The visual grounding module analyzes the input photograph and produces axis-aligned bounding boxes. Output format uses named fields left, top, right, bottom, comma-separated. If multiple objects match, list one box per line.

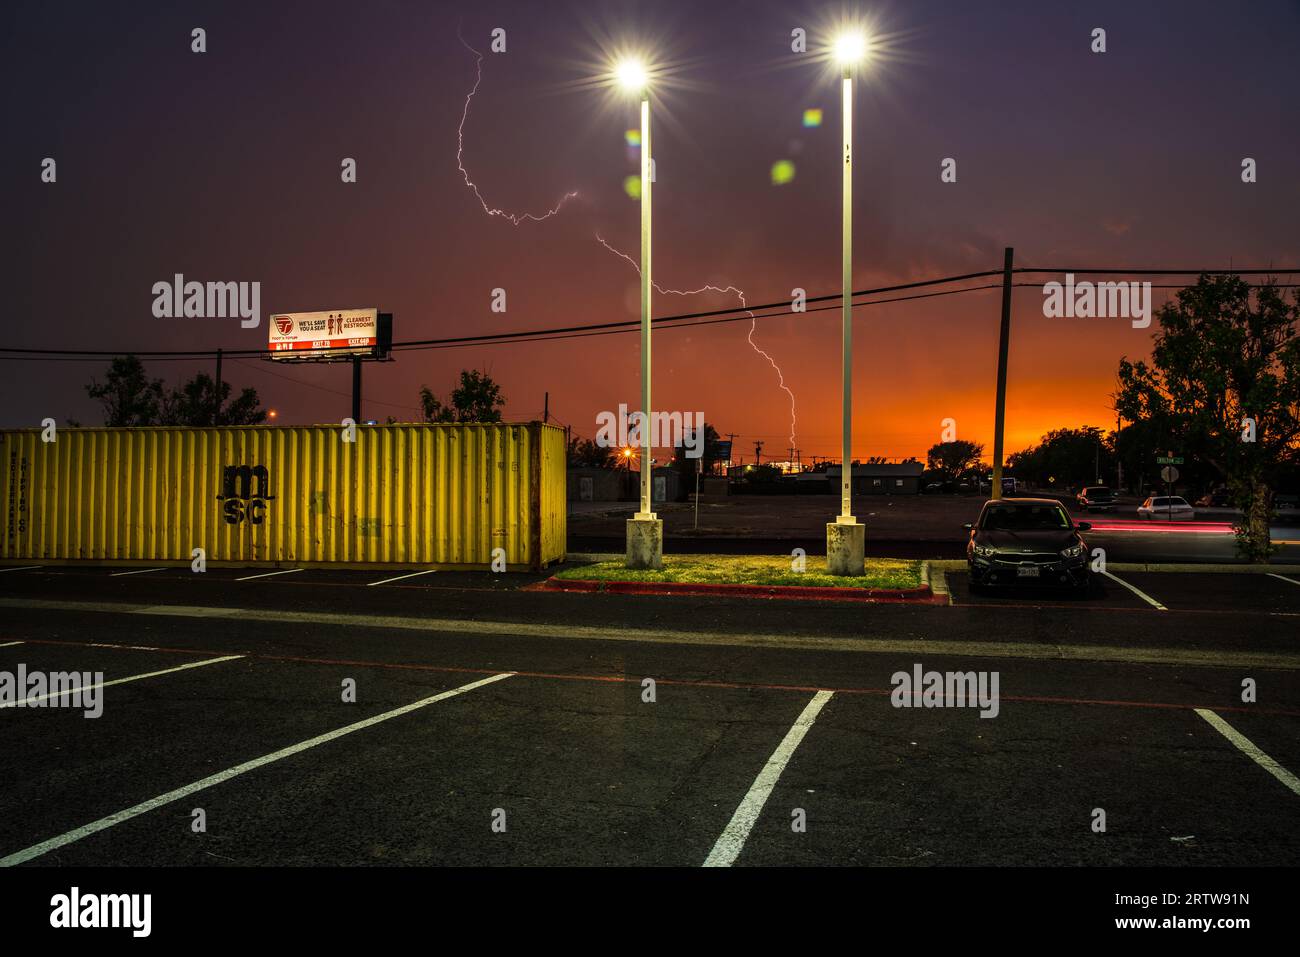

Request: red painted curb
left=528, top=577, right=939, bottom=604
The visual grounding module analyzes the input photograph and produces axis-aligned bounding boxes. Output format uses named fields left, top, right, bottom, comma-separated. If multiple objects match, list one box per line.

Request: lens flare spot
left=802, top=108, right=823, bottom=128
left=623, top=175, right=642, bottom=199
left=770, top=160, right=796, bottom=185
left=625, top=129, right=641, bottom=147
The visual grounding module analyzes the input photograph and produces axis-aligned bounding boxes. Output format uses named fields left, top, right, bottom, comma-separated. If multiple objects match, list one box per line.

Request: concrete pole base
left=825, top=521, right=865, bottom=576
left=625, top=517, right=664, bottom=570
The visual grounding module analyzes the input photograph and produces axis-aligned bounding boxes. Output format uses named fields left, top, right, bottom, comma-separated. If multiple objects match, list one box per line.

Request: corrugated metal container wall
left=1, top=423, right=566, bottom=570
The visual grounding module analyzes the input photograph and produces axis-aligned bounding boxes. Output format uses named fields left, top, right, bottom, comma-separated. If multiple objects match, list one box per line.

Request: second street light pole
left=827, top=33, right=867, bottom=576
left=620, top=59, right=662, bottom=569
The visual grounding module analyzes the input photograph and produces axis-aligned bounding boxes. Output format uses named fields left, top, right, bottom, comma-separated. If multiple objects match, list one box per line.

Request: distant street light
left=827, top=31, right=868, bottom=576
left=616, top=56, right=662, bottom=569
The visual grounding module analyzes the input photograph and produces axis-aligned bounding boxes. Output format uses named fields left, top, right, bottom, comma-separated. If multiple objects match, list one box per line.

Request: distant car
left=1274, top=494, right=1299, bottom=512
left=923, top=482, right=945, bottom=494
left=1195, top=488, right=1232, bottom=508
left=1137, top=495, right=1195, bottom=520
left=1076, top=486, right=1116, bottom=512
left=965, top=498, right=1092, bottom=591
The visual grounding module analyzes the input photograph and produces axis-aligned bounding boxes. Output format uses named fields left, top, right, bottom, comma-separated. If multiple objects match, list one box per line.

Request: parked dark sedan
left=965, top=498, right=1092, bottom=591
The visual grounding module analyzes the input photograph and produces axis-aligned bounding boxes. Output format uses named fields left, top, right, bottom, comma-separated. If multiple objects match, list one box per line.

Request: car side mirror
left=962, top=523, right=974, bottom=531
left=1076, top=522, right=1091, bottom=531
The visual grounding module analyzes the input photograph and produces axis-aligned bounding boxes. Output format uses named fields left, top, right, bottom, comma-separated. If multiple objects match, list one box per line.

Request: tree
left=161, top=373, right=267, bottom=426
left=420, top=369, right=505, bottom=423
left=568, top=437, right=617, bottom=468
left=926, top=439, right=984, bottom=483
left=1116, top=275, right=1300, bottom=561
left=673, top=422, right=723, bottom=479
left=86, top=355, right=167, bottom=426
left=1007, top=427, right=1111, bottom=489
left=87, top=357, right=267, bottom=427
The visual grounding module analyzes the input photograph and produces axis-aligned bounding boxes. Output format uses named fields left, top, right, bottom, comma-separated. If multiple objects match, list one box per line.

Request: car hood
left=974, top=529, right=1079, bottom=550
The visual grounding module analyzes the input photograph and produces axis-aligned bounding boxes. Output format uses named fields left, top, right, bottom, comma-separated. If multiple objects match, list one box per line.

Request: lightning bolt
left=457, top=29, right=578, bottom=224
left=595, top=234, right=798, bottom=450
left=454, top=35, right=798, bottom=451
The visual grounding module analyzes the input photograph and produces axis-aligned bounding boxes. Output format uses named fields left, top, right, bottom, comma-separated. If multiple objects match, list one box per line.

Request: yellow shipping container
left=0, top=423, right=566, bottom=570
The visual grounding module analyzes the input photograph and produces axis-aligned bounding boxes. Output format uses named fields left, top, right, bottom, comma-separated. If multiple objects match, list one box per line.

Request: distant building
left=826, top=462, right=924, bottom=495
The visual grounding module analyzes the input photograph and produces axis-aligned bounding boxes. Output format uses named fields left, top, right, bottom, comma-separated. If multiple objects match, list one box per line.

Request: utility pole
left=991, top=247, right=1014, bottom=501
left=213, top=348, right=223, bottom=426
left=351, top=356, right=362, bottom=424
left=754, top=440, right=764, bottom=465
left=724, top=433, right=740, bottom=469
left=543, top=392, right=549, bottom=424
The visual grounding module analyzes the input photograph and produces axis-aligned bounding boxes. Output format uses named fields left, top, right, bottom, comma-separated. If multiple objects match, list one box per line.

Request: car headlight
left=1060, top=542, right=1084, bottom=558
left=973, top=543, right=996, bottom=557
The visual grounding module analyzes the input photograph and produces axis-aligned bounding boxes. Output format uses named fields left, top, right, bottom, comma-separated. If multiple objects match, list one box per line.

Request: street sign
left=1160, top=465, right=1179, bottom=483
left=1156, top=456, right=1184, bottom=465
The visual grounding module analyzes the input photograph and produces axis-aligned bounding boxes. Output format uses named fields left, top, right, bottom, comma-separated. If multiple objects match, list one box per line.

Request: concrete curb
left=530, top=577, right=941, bottom=604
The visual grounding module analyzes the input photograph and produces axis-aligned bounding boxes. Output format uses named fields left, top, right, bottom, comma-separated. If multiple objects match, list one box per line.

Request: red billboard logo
left=274, top=316, right=294, bottom=336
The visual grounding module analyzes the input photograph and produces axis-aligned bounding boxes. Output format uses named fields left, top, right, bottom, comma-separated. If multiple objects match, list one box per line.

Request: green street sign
left=1156, top=456, right=1184, bottom=465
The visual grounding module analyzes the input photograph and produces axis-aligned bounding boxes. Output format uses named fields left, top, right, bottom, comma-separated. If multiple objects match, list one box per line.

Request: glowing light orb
left=802, top=108, right=823, bottom=128
left=834, top=33, right=867, bottom=65
left=614, top=59, right=647, bottom=91
left=625, top=129, right=641, bottom=147
left=623, top=175, right=642, bottom=199
left=770, top=160, right=796, bottom=185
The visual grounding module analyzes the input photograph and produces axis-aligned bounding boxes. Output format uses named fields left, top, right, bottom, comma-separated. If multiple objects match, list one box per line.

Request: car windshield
left=981, top=503, right=1071, bottom=530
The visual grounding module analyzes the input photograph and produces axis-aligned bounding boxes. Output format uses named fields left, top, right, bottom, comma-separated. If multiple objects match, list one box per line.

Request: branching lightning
left=457, top=30, right=578, bottom=224
left=595, top=234, right=798, bottom=450
left=454, top=33, right=798, bottom=450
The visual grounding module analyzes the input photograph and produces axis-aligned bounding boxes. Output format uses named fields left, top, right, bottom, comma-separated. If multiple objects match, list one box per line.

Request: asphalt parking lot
left=2, top=562, right=1299, bottom=866
left=942, top=567, right=1300, bottom=615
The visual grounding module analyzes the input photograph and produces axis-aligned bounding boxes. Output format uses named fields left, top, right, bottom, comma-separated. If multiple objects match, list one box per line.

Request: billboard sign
left=268, top=308, right=380, bottom=360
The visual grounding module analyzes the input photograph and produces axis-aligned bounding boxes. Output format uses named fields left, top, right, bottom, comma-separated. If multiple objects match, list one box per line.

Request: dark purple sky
left=4, top=0, right=1298, bottom=460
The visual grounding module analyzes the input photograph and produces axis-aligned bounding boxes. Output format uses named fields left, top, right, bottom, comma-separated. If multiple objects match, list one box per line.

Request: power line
left=3, top=266, right=1296, bottom=361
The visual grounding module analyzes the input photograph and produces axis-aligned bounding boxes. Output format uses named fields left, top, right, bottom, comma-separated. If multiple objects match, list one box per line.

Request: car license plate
left=1016, top=566, right=1040, bottom=578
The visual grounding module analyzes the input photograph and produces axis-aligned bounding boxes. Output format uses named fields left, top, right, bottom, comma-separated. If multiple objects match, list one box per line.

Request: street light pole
left=637, top=92, right=653, bottom=521
left=617, top=58, right=662, bottom=569
left=839, top=64, right=853, bottom=523
left=826, top=33, right=867, bottom=576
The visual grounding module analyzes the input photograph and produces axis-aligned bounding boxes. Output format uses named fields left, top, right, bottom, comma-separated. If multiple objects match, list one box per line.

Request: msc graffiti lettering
left=216, top=465, right=275, bottom=525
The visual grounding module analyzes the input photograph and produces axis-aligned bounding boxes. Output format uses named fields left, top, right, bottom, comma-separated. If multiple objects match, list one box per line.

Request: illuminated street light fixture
left=827, top=30, right=869, bottom=576
left=616, top=55, right=662, bottom=569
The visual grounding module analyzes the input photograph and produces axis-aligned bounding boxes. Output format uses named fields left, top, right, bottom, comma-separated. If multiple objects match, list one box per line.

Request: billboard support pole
left=352, top=356, right=361, bottom=423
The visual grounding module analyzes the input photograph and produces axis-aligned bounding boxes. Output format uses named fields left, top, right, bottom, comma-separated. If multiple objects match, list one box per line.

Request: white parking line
left=1267, top=573, right=1300, bottom=587
left=0, top=566, right=42, bottom=574
left=235, top=568, right=304, bottom=582
left=110, top=568, right=167, bottom=577
left=703, top=690, right=834, bottom=867
left=367, top=569, right=438, bottom=587
left=0, top=641, right=24, bottom=648
left=1101, top=570, right=1168, bottom=611
left=0, top=671, right=513, bottom=866
left=0, top=655, right=243, bottom=709
left=1196, top=709, right=1300, bottom=797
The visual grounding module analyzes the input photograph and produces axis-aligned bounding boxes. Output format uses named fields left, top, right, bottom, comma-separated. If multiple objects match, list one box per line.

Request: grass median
left=553, top=555, right=924, bottom=590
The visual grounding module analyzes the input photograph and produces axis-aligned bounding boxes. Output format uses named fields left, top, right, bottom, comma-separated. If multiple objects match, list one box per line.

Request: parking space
left=945, top=571, right=1152, bottom=611
left=945, top=568, right=1300, bottom=616
left=3, top=637, right=1299, bottom=867
left=736, top=695, right=1300, bottom=866
left=0, top=564, right=550, bottom=593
